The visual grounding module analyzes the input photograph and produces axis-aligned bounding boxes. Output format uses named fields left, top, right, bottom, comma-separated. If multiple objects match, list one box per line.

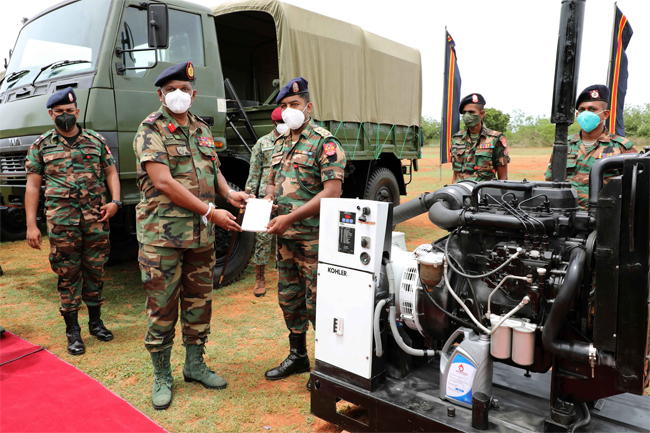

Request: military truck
left=0, top=0, right=422, bottom=286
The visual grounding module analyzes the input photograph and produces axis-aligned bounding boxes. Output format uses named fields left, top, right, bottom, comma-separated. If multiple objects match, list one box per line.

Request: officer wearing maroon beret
left=451, top=93, right=509, bottom=183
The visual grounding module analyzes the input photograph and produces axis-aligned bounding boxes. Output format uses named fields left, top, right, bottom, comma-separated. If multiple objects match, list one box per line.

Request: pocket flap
left=45, top=187, right=70, bottom=198
left=197, top=144, right=216, bottom=157
left=157, top=202, right=195, bottom=218
left=166, top=144, right=191, bottom=157
left=43, top=152, right=66, bottom=162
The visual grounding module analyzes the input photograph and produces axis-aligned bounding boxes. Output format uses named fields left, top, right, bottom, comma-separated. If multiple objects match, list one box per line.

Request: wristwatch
left=111, top=200, right=123, bottom=209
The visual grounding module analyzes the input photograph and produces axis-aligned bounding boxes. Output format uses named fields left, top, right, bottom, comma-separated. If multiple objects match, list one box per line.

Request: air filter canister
left=490, top=326, right=512, bottom=359
left=512, top=326, right=535, bottom=366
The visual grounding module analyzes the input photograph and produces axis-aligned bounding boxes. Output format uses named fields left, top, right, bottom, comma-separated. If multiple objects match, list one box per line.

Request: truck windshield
left=0, top=0, right=111, bottom=93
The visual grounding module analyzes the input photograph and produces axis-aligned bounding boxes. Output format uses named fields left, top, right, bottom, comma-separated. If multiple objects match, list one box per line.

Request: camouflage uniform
left=544, top=130, right=636, bottom=209
left=133, top=106, right=219, bottom=352
left=245, top=131, right=277, bottom=266
left=451, top=125, right=509, bottom=181
left=25, top=128, right=114, bottom=313
left=269, top=120, right=346, bottom=333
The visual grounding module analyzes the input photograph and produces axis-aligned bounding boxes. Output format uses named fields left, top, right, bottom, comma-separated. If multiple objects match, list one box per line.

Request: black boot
left=62, top=311, right=85, bottom=355
left=265, top=333, right=310, bottom=380
left=88, top=305, right=114, bottom=341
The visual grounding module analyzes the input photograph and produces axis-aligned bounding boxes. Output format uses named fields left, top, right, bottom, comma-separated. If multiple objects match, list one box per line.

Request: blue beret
left=276, top=77, right=308, bottom=104
left=46, top=87, right=76, bottom=108
left=155, top=61, right=195, bottom=87
left=576, top=84, right=609, bottom=109
left=459, top=93, right=486, bottom=113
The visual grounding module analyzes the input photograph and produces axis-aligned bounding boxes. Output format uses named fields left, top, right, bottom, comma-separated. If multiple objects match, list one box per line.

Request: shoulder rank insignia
left=323, top=142, right=337, bottom=156
left=314, top=126, right=332, bottom=137
left=143, top=112, right=163, bottom=126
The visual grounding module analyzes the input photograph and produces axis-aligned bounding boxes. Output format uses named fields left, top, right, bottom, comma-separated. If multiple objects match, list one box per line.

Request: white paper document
left=240, top=199, right=273, bottom=232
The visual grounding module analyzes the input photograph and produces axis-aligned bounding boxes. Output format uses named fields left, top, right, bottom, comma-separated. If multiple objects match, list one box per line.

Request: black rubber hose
left=541, top=248, right=592, bottom=363
left=568, top=403, right=591, bottom=433
left=588, top=153, right=638, bottom=208
left=421, top=283, right=480, bottom=333
left=428, top=201, right=463, bottom=229
left=392, top=192, right=437, bottom=226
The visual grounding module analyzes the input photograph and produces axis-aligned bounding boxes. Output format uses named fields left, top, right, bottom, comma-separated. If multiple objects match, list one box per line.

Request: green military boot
left=182, top=344, right=228, bottom=390
left=150, top=347, right=173, bottom=410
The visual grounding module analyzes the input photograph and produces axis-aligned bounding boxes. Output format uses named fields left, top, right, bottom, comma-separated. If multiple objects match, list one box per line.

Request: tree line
left=423, top=104, right=650, bottom=147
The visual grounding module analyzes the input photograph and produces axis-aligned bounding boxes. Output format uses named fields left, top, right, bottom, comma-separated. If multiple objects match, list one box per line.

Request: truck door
left=111, top=2, right=220, bottom=182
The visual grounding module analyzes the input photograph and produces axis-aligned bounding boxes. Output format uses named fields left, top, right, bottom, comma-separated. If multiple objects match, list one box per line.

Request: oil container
left=440, top=327, right=493, bottom=408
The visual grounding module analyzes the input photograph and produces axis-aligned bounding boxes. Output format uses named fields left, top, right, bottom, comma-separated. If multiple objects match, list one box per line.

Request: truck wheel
left=0, top=208, right=27, bottom=241
left=213, top=182, right=255, bottom=288
left=364, top=167, right=400, bottom=207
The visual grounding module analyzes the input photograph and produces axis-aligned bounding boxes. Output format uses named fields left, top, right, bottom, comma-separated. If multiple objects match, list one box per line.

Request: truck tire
left=0, top=208, right=27, bottom=241
left=364, top=167, right=400, bottom=207
left=213, top=182, right=255, bottom=288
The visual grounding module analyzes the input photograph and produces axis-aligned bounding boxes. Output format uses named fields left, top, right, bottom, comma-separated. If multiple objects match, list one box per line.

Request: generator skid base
left=310, top=358, right=650, bottom=432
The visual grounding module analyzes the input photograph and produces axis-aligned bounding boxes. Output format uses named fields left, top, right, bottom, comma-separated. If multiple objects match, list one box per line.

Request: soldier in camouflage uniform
left=263, top=77, right=346, bottom=388
left=133, top=62, right=249, bottom=410
left=451, top=93, right=509, bottom=183
left=25, top=87, right=120, bottom=356
left=245, top=107, right=286, bottom=297
left=545, top=84, right=637, bottom=209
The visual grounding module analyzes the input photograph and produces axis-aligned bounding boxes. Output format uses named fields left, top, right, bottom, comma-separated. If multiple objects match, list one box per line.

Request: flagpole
left=606, top=2, right=617, bottom=83
left=440, top=25, right=447, bottom=181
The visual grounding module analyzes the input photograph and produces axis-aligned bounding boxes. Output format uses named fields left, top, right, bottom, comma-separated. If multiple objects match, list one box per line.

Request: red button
left=87, top=155, right=91, bottom=159
left=474, top=166, right=478, bottom=170
left=492, top=169, right=496, bottom=173
left=211, top=156, right=215, bottom=161
left=294, top=164, right=298, bottom=169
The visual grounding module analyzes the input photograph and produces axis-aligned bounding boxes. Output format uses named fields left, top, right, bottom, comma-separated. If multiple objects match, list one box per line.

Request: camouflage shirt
left=269, top=120, right=346, bottom=240
left=25, top=127, right=115, bottom=225
left=544, top=130, right=636, bottom=209
left=133, top=106, right=219, bottom=248
left=451, top=124, right=509, bottom=181
left=245, top=130, right=277, bottom=198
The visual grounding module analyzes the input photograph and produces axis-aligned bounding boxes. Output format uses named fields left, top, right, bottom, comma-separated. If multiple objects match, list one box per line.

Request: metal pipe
left=541, top=248, right=592, bottom=362
left=588, top=153, right=638, bottom=208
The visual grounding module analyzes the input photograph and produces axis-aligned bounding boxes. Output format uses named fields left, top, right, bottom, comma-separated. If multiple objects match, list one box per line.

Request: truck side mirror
left=147, top=3, right=169, bottom=49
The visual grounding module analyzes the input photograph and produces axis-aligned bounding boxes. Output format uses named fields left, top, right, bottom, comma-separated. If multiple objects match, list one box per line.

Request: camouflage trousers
left=253, top=231, right=274, bottom=266
left=276, top=236, right=319, bottom=334
left=138, top=243, right=215, bottom=353
left=47, top=216, right=109, bottom=314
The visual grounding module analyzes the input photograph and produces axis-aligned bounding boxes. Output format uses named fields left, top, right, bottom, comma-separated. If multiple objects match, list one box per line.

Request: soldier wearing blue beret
left=451, top=93, right=509, bottom=183
left=24, top=87, right=121, bottom=356
left=133, top=61, right=250, bottom=410
left=263, top=77, right=346, bottom=390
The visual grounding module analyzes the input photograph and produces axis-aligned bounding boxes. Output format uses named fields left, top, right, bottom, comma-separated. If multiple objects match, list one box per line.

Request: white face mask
left=163, top=89, right=193, bottom=114
left=282, top=106, right=308, bottom=130
left=276, top=123, right=289, bottom=135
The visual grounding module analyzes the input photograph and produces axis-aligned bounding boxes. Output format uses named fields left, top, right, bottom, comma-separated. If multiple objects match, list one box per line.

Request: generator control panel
left=319, top=198, right=391, bottom=275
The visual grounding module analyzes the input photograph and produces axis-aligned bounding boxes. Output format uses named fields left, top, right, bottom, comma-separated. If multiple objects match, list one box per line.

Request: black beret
left=155, top=61, right=195, bottom=87
left=576, top=84, right=610, bottom=109
left=277, top=77, right=308, bottom=104
left=459, top=93, right=486, bottom=113
left=46, top=87, right=76, bottom=108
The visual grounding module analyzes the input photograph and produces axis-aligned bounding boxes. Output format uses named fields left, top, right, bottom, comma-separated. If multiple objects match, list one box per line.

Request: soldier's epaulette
left=452, top=130, right=464, bottom=138
left=487, top=129, right=502, bottom=137
left=313, top=125, right=333, bottom=138
left=86, top=129, right=106, bottom=143
left=611, top=134, right=633, bottom=150
left=195, top=115, right=211, bottom=128
left=33, top=129, right=54, bottom=146
left=142, top=111, right=164, bottom=127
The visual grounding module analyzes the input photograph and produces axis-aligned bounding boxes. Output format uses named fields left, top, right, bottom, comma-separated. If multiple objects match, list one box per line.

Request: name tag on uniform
left=43, top=145, right=64, bottom=153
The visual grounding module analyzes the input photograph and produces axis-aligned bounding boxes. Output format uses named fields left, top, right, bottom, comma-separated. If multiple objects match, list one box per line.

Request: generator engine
left=311, top=154, right=650, bottom=432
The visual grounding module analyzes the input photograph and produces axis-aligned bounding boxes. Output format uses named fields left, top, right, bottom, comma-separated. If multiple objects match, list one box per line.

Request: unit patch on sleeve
left=323, top=142, right=337, bottom=156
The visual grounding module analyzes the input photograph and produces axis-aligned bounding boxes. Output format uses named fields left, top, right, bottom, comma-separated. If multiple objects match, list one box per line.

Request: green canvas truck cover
left=212, top=0, right=422, bottom=128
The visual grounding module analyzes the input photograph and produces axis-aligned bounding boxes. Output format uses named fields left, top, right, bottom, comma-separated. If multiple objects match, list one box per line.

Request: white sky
left=0, top=0, right=647, bottom=119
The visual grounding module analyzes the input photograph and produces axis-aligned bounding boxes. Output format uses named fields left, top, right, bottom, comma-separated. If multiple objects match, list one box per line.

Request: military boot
left=183, top=344, right=228, bottom=389
left=253, top=264, right=267, bottom=297
left=150, top=347, right=173, bottom=410
left=265, top=333, right=310, bottom=380
left=88, top=305, right=114, bottom=341
left=62, top=310, right=85, bottom=356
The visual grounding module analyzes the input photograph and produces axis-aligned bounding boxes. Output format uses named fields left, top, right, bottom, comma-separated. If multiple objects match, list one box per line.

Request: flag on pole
left=606, top=5, right=633, bottom=137
left=440, top=30, right=461, bottom=164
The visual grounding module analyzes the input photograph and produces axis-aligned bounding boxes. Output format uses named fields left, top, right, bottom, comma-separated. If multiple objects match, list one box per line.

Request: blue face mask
left=576, top=110, right=604, bottom=133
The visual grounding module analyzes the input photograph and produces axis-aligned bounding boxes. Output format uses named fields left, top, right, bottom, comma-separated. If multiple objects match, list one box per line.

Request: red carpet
left=0, top=332, right=167, bottom=433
